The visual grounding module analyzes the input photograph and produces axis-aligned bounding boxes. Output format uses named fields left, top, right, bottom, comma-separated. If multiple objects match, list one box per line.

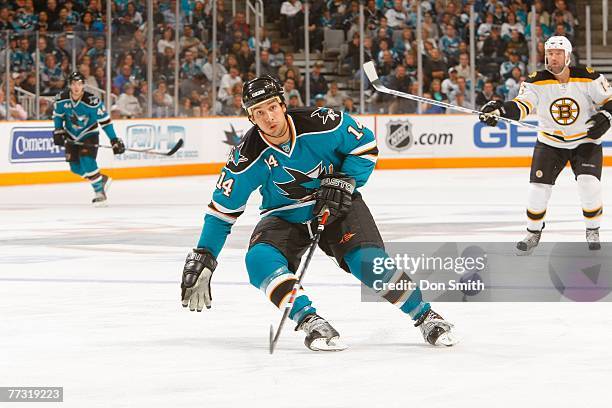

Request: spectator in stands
left=45, top=0, right=59, bottom=22
left=425, top=48, right=448, bottom=82
left=422, top=12, right=439, bottom=39
left=237, top=41, right=255, bottom=73
left=179, top=98, right=193, bottom=117
left=79, top=62, right=98, bottom=89
left=506, top=29, right=529, bottom=60
left=376, top=39, right=397, bottom=66
left=251, top=49, right=277, bottom=77
left=157, top=27, right=175, bottom=55
left=505, top=68, right=524, bottom=100
left=87, top=36, right=106, bottom=61
left=283, top=77, right=303, bottom=107
left=218, top=66, right=242, bottom=102
left=481, top=26, right=506, bottom=63
left=222, top=94, right=245, bottom=116
left=439, top=24, right=460, bottom=64
left=477, top=13, right=495, bottom=39
left=287, top=93, right=301, bottom=109
left=554, top=0, right=574, bottom=27
left=181, top=50, right=203, bottom=81
left=0, top=6, right=11, bottom=30
left=248, top=27, right=271, bottom=52
left=314, top=93, right=326, bottom=108
left=12, top=36, right=33, bottom=73
left=501, top=12, right=524, bottom=40
left=402, top=52, right=417, bottom=82
left=393, top=27, right=414, bottom=56
left=228, top=11, right=250, bottom=39
left=450, top=76, right=468, bottom=102
left=152, top=81, right=173, bottom=117
left=343, top=96, right=358, bottom=114
left=421, top=92, right=445, bottom=114
left=268, top=41, right=285, bottom=71
left=500, top=50, right=525, bottom=80
left=448, top=93, right=473, bottom=111
left=280, top=0, right=302, bottom=36
left=181, top=25, right=207, bottom=56
left=278, top=52, right=301, bottom=83
left=307, top=61, right=328, bottom=101
left=116, top=82, right=143, bottom=118
left=325, top=81, right=347, bottom=110
left=475, top=81, right=500, bottom=109
left=454, top=52, right=470, bottom=79
left=41, top=53, right=65, bottom=95
left=550, top=11, right=573, bottom=41
left=0, top=89, right=28, bottom=120
left=388, top=64, right=411, bottom=94
left=385, top=0, right=407, bottom=30
left=113, top=64, right=133, bottom=94
left=364, top=0, right=381, bottom=32
left=115, top=2, right=142, bottom=36
left=529, top=0, right=551, bottom=27
left=202, top=54, right=227, bottom=83
left=430, top=79, right=448, bottom=103
left=378, top=50, right=396, bottom=76
left=442, top=67, right=459, bottom=97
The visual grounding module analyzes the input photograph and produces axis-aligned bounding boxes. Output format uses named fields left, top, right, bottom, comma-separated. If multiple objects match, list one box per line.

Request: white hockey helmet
left=544, top=36, right=572, bottom=74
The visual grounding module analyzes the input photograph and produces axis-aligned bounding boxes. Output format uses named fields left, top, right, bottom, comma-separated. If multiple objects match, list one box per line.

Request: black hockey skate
left=516, top=228, right=542, bottom=255
left=295, top=314, right=347, bottom=352
left=414, top=309, right=457, bottom=347
left=586, top=228, right=601, bottom=251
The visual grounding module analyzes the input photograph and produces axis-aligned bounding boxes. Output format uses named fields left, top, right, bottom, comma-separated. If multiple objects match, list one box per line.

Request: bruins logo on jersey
left=549, top=97, right=579, bottom=125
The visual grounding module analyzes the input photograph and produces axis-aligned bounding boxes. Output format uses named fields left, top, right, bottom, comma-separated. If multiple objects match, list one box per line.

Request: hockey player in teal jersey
left=52, top=72, right=125, bottom=206
left=180, top=75, right=457, bottom=351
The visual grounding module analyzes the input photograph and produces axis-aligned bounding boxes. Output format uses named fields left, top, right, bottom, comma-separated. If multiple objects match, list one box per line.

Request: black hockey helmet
left=242, top=75, right=285, bottom=113
left=68, top=71, right=85, bottom=84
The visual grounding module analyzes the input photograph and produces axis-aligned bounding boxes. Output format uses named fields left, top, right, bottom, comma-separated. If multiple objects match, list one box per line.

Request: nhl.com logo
left=386, top=119, right=414, bottom=151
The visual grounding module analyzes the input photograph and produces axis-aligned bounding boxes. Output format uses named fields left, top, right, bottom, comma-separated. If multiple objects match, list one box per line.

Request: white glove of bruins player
left=181, top=248, right=218, bottom=312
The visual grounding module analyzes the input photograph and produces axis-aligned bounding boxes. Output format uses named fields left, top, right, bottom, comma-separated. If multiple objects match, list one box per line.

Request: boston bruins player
left=480, top=36, right=612, bottom=254
left=180, top=75, right=457, bottom=351
left=52, top=72, right=125, bottom=206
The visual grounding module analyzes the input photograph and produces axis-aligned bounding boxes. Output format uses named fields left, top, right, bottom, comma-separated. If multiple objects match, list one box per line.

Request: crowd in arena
left=0, top=0, right=579, bottom=119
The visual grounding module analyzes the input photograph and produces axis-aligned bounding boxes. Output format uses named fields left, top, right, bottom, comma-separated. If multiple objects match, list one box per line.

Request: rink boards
left=1, top=114, right=611, bottom=186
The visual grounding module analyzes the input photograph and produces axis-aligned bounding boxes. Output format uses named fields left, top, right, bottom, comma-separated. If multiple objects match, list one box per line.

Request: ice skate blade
left=308, top=336, right=348, bottom=352
left=434, top=332, right=459, bottom=347
left=93, top=200, right=108, bottom=208
left=588, top=243, right=601, bottom=251
left=515, top=247, right=535, bottom=256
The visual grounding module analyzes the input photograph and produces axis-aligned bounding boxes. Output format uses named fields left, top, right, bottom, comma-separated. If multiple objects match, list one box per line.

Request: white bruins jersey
left=513, top=67, right=612, bottom=149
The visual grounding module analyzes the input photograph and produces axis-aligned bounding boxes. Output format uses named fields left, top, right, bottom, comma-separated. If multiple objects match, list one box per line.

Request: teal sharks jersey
left=197, top=107, right=379, bottom=257
left=52, top=91, right=117, bottom=141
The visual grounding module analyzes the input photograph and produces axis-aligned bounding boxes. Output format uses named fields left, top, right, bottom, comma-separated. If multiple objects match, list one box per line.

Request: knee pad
left=526, top=183, right=552, bottom=223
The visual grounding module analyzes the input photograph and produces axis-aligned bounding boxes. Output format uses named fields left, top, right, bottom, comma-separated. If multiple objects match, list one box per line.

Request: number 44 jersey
left=198, top=107, right=379, bottom=257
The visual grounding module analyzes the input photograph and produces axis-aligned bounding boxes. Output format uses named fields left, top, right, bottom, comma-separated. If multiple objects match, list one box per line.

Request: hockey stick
left=69, top=138, right=184, bottom=157
left=269, top=208, right=331, bottom=354
left=362, top=61, right=551, bottom=133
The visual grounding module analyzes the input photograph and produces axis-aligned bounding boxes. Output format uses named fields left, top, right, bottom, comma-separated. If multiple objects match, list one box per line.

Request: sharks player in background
left=480, top=36, right=612, bottom=254
left=52, top=72, right=125, bottom=206
left=180, top=75, right=457, bottom=351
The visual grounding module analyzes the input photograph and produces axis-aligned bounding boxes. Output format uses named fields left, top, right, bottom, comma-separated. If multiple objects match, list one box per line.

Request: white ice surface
left=1, top=168, right=611, bottom=408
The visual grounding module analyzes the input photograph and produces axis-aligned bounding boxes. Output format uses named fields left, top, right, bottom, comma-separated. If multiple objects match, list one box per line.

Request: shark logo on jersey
left=310, top=107, right=340, bottom=125
left=69, top=111, right=88, bottom=131
left=223, top=124, right=244, bottom=146
left=227, top=144, right=248, bottom=167
left=275, top=161, right=326, bottom=200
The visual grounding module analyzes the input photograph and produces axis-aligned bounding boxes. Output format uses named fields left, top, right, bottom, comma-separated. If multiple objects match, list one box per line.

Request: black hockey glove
left=111, top=138, right=126, bottom=154
left=181, top=248, right=218, bottom=312
left=53, top=129, right=67, bottom=146
left=313, top=173, right=356, bottom=224
left=586, top=111, right=612, bottom=140
left=479, top=100, right=506, bottom=127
